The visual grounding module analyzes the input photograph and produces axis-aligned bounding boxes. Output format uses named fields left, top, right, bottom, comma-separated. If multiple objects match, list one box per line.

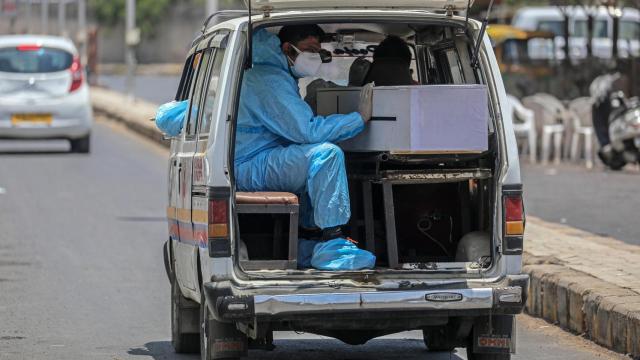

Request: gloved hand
left=358, top=82, right=374, bottom=123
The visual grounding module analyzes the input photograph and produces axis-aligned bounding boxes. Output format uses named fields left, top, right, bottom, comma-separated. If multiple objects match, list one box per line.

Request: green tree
left=89, top=0, right=171, bottom=36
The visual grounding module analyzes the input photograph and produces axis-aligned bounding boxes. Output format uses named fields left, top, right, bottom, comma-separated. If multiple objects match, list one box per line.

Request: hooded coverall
left=235, top=29, right=364, bottom=230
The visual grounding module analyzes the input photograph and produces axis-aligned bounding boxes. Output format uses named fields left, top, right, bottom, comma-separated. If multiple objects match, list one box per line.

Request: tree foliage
left=89, top=0, right=171, bottom=36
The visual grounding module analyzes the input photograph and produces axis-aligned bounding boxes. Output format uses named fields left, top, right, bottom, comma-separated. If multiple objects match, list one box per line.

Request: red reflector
left=208, top=199, right=228, bottom=225
left=505, top=196, right=523, bottom=222
left=17, top=44, right=41, bottom=51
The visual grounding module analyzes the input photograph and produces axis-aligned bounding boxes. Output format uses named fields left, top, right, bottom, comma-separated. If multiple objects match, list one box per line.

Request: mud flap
left=210, top=320, right=248, bottom=359
left=472, top=315, right=515, bottom=355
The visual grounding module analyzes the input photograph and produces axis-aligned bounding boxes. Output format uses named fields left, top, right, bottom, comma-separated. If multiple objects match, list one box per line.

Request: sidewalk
left=91, top=86, right=640, bottom=358
left=526, top=217, right=640, bottom=294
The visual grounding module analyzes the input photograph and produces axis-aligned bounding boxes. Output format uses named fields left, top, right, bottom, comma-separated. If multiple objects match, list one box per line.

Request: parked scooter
left=591, top=74, right=640, bottom=170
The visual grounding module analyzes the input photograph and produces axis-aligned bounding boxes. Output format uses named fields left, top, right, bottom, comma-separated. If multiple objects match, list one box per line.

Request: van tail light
left=68, top=56, right=83, bottom=93
left=208, top=188, right=231, bottom=258
left=503, top=185, right=524, bottom=255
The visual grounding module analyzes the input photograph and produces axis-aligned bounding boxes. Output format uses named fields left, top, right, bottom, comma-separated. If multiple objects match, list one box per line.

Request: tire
left=200, top=291, right=245, bottom=360
left=422, top=328, right=456, bottom=352
left=171, top=276, right=200, bottom=353
left=70, top=135, right=90, bottom=153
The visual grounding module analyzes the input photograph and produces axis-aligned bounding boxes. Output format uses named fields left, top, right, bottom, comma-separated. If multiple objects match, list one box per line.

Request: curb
left=524, top=255, right=640, bottom=358
left=97, top=63, right=183, bottom=76
left=91, top=86, right=640, bottom=359
left=90, top=86, right=169, bottom=148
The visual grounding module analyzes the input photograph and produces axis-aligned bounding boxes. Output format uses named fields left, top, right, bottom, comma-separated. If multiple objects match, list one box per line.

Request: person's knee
left=309, top=142, right=344, bottom=162
left=307, top=143, right=345, bottom=175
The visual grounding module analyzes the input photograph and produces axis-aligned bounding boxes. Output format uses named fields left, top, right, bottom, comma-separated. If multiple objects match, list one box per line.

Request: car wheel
left=70, top=135, right=90, bottom=153
left=200, top=290, right=246, bottom=360
left=423, top=328, right=456, bottom=352
left=171, top=275, right=199, bottom=353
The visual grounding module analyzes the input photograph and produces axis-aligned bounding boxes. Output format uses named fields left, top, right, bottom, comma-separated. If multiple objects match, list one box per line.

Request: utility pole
left=206, top=0, right=218, bottom=16
left=41, top=0, right=48, bottom=34
left=26, top=0, right=33, bottom=33
left=78, top=0, right=87, bottom=63
left=57, top=0, right=66, bottom=36
left=125, top=0, right=139, bottom=101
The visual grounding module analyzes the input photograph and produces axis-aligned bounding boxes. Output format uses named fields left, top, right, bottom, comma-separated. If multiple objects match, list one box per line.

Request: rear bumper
left=0, top=90, right=92, bottom=140
left=204, top=274, right=529, bottom=322
left=0, top=120, right=91, bottom=139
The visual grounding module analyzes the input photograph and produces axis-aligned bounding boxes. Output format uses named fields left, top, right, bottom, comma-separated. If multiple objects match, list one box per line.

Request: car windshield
left=0, top=46, right=73, bottom=73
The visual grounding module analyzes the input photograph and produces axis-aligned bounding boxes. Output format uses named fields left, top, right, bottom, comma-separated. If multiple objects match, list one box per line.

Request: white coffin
left=316, top=85, right=489, bottom=153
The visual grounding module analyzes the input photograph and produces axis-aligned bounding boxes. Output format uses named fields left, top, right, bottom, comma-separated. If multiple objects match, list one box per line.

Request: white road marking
left=0, top=187, right=6, bottom=195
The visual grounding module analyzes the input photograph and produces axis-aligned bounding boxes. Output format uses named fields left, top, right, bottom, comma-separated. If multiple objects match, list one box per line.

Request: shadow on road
left=127, top=338, right=465, bottom=360
left=0, top=150, right=71, bottom=155
left=0, top=140, right=71, bottom=155
left=128, top=341, right=197, bottom=359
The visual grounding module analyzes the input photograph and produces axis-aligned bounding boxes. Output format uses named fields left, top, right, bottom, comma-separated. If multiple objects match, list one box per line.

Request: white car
left=0, top=35, right=92, bottom=153
left=162, top=1, right=527, bottom=359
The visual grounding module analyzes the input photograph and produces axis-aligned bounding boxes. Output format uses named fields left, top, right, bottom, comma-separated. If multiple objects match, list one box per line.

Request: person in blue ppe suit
left=235, top=25, right=374, bottom=242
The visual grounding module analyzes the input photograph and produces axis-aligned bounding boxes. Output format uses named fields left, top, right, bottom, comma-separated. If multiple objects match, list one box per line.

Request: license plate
left=477, top=335, right=511, bottom=349
left=11, top=113, right=53, bottom=126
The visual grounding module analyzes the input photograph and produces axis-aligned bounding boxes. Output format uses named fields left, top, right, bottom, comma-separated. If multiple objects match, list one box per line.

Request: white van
left=512, top=6, right=640, bottom=60
left=161, top=2, right=528, bottom=359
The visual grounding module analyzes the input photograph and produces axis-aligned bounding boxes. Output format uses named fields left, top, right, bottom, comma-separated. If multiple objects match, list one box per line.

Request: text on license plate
left=11, top=114, right=53, bottom=125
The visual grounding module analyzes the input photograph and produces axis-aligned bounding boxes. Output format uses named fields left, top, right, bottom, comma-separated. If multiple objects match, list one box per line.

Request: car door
left=174, top=45, right=213, bottom=296
left=168, top=53, right=196, bottom=246
left=191, top=32, right=231, bottom=288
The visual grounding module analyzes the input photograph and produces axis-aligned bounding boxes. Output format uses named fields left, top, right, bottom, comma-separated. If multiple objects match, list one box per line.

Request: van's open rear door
left=250, top=0, right=475, bottom=13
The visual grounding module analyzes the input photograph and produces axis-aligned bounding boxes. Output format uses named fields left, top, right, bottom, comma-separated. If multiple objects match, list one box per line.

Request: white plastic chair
left=522, top=94, right=567, bottom=165
left=568, top=97, right=595, bottom=169
left=507, top=94, right=537, bottom=163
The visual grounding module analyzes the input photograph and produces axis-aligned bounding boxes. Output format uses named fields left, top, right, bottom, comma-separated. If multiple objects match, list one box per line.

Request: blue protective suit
left=235, top=30, right=364, bottom=229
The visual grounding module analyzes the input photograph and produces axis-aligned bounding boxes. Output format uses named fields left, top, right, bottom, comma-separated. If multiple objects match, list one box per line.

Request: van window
left=537, top=20, right=565, bottom=37
left=175, top=53, right=196, bottom=101
left=199, top=46, right=227, bottom=135
left=186, top=50, right=212, bottom=137
left=574, top=20, right=609, bottom=38
left=621, top=21, right=640, bottom=40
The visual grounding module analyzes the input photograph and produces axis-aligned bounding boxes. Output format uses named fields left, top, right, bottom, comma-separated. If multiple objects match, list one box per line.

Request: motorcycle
left=591, top=74, right=640, bottom=170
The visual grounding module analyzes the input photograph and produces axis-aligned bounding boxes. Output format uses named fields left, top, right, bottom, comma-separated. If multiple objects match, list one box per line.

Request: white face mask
left=289, top=45, right=340, bottom=80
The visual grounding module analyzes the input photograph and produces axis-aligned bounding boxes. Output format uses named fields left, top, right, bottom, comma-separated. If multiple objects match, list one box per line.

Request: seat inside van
left=234, top=21, right=498, bottom=274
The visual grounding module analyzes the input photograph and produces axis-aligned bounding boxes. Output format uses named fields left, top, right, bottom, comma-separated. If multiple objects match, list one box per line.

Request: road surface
left=0, top=120, right=628, bottom=360
left=99, top=74, right=640, bottom=245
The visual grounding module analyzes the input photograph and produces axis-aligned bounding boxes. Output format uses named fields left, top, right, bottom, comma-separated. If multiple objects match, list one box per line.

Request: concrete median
left=91, top=86, right=640, bottom=359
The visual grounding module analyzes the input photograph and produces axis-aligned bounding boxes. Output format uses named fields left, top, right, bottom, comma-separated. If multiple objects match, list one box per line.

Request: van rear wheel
left=200, top=290, right=246, bottom=360
left=171, top=276, right=200, bottom=353
left=422, top=328, right=456, bottom=352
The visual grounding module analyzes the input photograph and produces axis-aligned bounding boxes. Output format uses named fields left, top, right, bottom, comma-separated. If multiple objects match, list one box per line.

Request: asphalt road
left=99, top=75, right=181, bottom=105
left=0, top=120, right=628, bottom=360
left=99, top=74, right=640, bottom=245
left=522, top=163, right=640, bottom=245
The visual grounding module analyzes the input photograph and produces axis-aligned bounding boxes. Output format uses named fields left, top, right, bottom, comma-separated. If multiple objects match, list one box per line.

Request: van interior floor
left=236, top=153, right=496, bottom=273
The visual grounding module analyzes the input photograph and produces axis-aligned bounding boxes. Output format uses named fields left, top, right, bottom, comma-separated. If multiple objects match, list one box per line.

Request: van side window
left=186, top=50, right=212, bottom=137
left=199, top=46, right=227, bottom=136
left=175, top=53, right=195, bottom=101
